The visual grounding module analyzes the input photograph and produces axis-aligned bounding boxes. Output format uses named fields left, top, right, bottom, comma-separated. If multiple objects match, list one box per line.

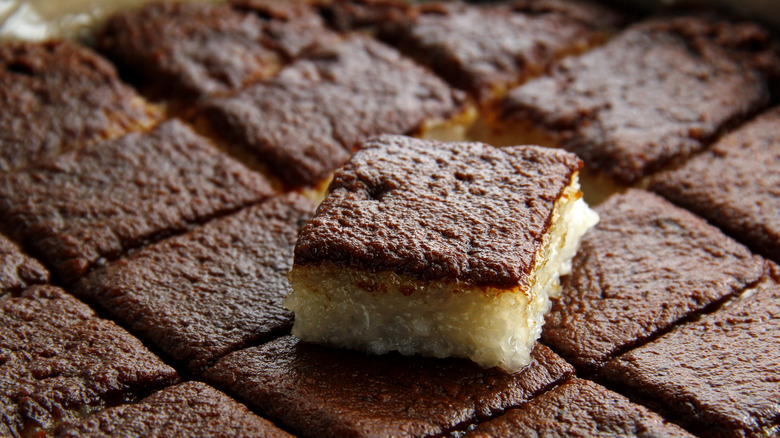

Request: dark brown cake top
left=204, top=336, right=573, bottom=438
left=541, top=189, right=765, bottom=373
left=294, top=135, right=582, bottom=287
left=97, top=0, right=330, bottom=101
left=379, top=0, right=623, bottom=101
left=200, top=36, right=466, bottom=188
left=650, top=107, right=780, bottom=263
left=0, top=233, right=48, bottom=294
left=0, top=119, right=274, bottom=284
left=501, top=13, right=777, bottom=183
left=0, top=40, right=158, bottom=172
left=75, top=194, right=315, bottom=371
left=55, top=381, right=292, bottom=438
left=601, top=263, right=780, bottom=437
left=0, top=286, right=179, bottom=437
left=467, top=378, right=693, bottom=438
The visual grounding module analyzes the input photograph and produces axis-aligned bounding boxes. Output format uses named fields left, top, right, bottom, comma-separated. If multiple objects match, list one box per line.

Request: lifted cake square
left=286, top=135, right=598, bottom=372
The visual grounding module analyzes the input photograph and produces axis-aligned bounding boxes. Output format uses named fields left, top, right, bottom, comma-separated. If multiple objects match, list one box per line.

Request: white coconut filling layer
left=285, top=173, right=598, bottom=372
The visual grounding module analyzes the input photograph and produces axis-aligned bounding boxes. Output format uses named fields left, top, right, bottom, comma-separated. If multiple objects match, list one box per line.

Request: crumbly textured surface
left=0, top=119, right=274, bottom=284
left=378, top=0, right=623, bottom=102
left=500, top=13, right=778, bottom=183
left=0, top=286, right=179, bottom=437
left=320, top=0, right=412, bottom=32
left=97, top=0, right=329, bottom=101
left=542, top=189, right=765, bottom=373
left=466, top=378, right=693, bottom=437
left=650, top=107, right=780, bottom=264
left=601, top=263, right=780, bottom=438
left=294, top=135, right=582, bottom=287
left=199, top=36, right=466, bottom=188
left=75, top=194, right=315, bottom=371
left=55, top=381, right=292, bottom=438
left=0, top=233, right=48, bottom=294
left=0, top=40, right=159, bottom=172
left=204, top=335, right=574, bottom=438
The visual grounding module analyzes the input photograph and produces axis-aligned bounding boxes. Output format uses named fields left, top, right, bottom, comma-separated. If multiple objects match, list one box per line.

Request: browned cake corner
left=466, top=378, right=694, bottom=437
left=0, top=119, right=274, bottom=284
left=286, top=135, right=599, bottom=372
left=600, top=262, right=780, bottom=438
left=498, top=12, right=778, bottom=184
left=74, top=194, right=316, bottom=372
left=203, top=335, right=574, bottom=438
left=198, top=36, right=468, bottom=188
left=96, top=0, right=333, bottom=104
left=0, top=286, right=179, bottom=437
left=374, top=0, right=624, bottom=103
left=0, top=40, right=160, bottom=172
left=650, top=106, right=780, bottom=264
left=541, top=189, right=765, bottom=374
left=0, top=233, right=48, bottom=295
left=318, top=0, right=412, bottom=33
left=54, top=381, right=293, bottom=438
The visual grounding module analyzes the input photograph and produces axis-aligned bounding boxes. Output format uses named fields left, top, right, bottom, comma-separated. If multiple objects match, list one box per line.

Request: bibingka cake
left=286, top=135, right=599, bottom=372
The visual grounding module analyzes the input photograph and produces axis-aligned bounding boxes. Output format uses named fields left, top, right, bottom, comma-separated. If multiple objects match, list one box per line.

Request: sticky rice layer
left=286, top=174, right=598, bottom=372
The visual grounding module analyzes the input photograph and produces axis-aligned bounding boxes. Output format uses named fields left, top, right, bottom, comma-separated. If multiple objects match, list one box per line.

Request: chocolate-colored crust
left=0, top=119, right=273, bottom=284
left=294, top=135, right=582, bottom=287
left=650, top=107, right=780, bottom=264
left=97, top=1, right=329, bottom=101
left=75, top=194, right=315, bottom=371
left=320, top=0, right=412, bottom=33
left=0, top=233, right=48, bottom=294
left=467, top=378, right=693, bottom=438
left=541, top=189, right=764, bottom=373
left=0, top=40, right=158, bottom=172
left=199, top=36, right=466, bottom=188
left=501, top=13, right=777, bottom=183
left=600, top=263, right=780, bottom=438
left=204, top=335, right=574, bottom=438
left=0, top=286, right=179, bottom=437
left=55, top=381, right=292, bottom=438
left=378, top=0, right=623, bottom=101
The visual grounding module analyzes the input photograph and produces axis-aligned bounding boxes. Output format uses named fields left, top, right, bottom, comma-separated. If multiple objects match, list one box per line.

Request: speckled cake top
left=294, top=135, right=582, bottom=287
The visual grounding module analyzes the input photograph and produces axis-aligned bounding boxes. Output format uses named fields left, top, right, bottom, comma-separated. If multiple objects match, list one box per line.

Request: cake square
left=203, top=335, right=574, bottom=437
left=541, top=189, right=765, bottom=374
left=373, top=0, right=623, bottom=102
left=197, top=35, right=469, bottom=189
left=498, top=13, right=778, bottom=183
left=0, top=286, right=179, bottom=437
left=55, top=381, right=292, bottom=438
left=96, top=0, right=331, bottom=103
left=650, top=107, right=780, bottom=264
left=0, top=119, right=274, bottom=284
left=0, top=233, right=48, bottom=295
left=286, top=135, right=598, bottom=371
left=0, top=40, right=160, bottom=172
left=466, top=378, right=693, bottom=437
left=600, top=262, right=780, bottom=438
left=75, top=194, right=315, bottom=371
